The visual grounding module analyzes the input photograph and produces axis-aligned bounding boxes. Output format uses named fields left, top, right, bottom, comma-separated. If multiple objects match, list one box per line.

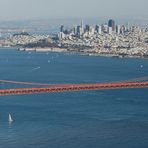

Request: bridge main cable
left=0, top=81, right=148, bottom=96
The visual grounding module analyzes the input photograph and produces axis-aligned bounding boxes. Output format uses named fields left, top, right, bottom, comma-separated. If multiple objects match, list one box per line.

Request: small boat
left=8, top=114, right=13, bottom=122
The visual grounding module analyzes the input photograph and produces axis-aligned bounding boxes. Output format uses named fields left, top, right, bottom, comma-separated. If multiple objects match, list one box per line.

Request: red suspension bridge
left=0, top=78, right=148, bottom=96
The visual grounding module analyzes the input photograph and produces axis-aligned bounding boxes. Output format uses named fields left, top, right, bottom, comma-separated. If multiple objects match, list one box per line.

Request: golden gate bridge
left=0, top=77, right=148, bottom=96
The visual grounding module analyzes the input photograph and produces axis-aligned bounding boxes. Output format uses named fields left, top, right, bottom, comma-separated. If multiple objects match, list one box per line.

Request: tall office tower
left=80, top=20, right=84, bottom=33
left=96, top=25, right=102, bottom=34
left=60, top=25, right=64, bottom=32
left=85, top=25, right=90, bottom=32
left=77, top=26, right=83, bottom=37
left=58, top=32, right=65, bottom=40
left=126, top=22, right=130, bottom=32
left=98, top=26, right=102, bottom=34
left=116, top=25, right=121, bottom=34
left=108, top=19, right=115, bottom=31
left=95, top=25, right=99, bottom=32
left=73, top=26, right=77, bottom=35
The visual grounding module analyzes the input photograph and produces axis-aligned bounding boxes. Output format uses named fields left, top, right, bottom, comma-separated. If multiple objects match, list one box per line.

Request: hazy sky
left=0, top=0, right=147, bottom=21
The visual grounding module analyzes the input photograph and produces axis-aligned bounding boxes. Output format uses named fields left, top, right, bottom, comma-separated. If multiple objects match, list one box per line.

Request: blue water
left=0, top=48, right=148, bottom=148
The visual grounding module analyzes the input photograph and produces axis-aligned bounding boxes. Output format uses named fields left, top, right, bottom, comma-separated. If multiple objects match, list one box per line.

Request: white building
left=90, top=27, right=95, bottom=35
left=98, top=25, right=102, bottom=34
left=108, top=27, right=112, bottom=34
left=58, top=32, right=65, bottom=40
left=116, top=25, right=121, bottom=34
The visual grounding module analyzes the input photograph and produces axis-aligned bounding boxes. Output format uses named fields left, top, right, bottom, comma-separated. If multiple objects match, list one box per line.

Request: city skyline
left=0, top=0, right=147, bottom=21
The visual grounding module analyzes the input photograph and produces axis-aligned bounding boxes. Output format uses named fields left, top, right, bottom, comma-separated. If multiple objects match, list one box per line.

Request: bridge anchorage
left=0, top=79, right=148, bottom=96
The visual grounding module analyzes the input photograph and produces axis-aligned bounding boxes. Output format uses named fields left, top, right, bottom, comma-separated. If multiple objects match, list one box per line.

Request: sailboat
left=8, top=114, right=13, bottom=123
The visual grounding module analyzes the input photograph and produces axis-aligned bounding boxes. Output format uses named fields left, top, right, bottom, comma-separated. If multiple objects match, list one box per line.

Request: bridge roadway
left=0, top=81, right=148, bottom=96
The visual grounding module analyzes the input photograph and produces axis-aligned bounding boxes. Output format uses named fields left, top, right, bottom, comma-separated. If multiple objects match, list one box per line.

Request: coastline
left=17, top=47, right=148, bottom=60
left=0, top=46, right=147, bottom=60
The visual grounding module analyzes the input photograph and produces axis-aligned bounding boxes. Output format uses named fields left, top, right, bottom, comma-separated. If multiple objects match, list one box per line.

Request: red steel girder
left=0, top=81, right=148, bottom=96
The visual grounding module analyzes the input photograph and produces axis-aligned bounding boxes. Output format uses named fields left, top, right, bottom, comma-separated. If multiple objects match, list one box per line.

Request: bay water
left=0, top=48, right=148, bottom=148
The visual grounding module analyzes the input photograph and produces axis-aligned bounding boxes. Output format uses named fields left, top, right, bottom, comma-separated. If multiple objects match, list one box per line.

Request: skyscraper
left=60, top=25, right=64, bottom=32
left=108, top=19, right=115, bottom=31
left=85, top=25, right=90, bottom=32
left=116, top=25, right=121, bottom=34
left=95, top=25, right=102, bottom=34
left=77, top=26, right=83, bottom=37
left=76, top=20, right=84, bottom=37
left=80, top=20, right=84, bottom=34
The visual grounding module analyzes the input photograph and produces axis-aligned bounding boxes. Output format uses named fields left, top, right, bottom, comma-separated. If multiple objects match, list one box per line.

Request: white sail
left=9, top=114, right=13, bottom=122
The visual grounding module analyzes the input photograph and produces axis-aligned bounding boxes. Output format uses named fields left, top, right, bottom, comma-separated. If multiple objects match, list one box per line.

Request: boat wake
left=30, top=66, right=41, bottom=72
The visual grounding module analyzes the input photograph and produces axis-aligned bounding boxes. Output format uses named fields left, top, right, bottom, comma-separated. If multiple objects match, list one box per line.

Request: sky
left=0, top=0, right=147, bottom=21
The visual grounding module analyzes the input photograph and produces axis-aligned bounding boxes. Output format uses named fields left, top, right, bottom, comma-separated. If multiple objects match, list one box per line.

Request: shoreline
left=18, top=47, right=148, bottom=60
left=0, top=46, right=148, bottom=60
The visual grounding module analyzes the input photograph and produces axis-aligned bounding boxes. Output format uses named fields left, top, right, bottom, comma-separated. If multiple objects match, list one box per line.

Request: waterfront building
left=58, top=32, right=65, bottom=40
